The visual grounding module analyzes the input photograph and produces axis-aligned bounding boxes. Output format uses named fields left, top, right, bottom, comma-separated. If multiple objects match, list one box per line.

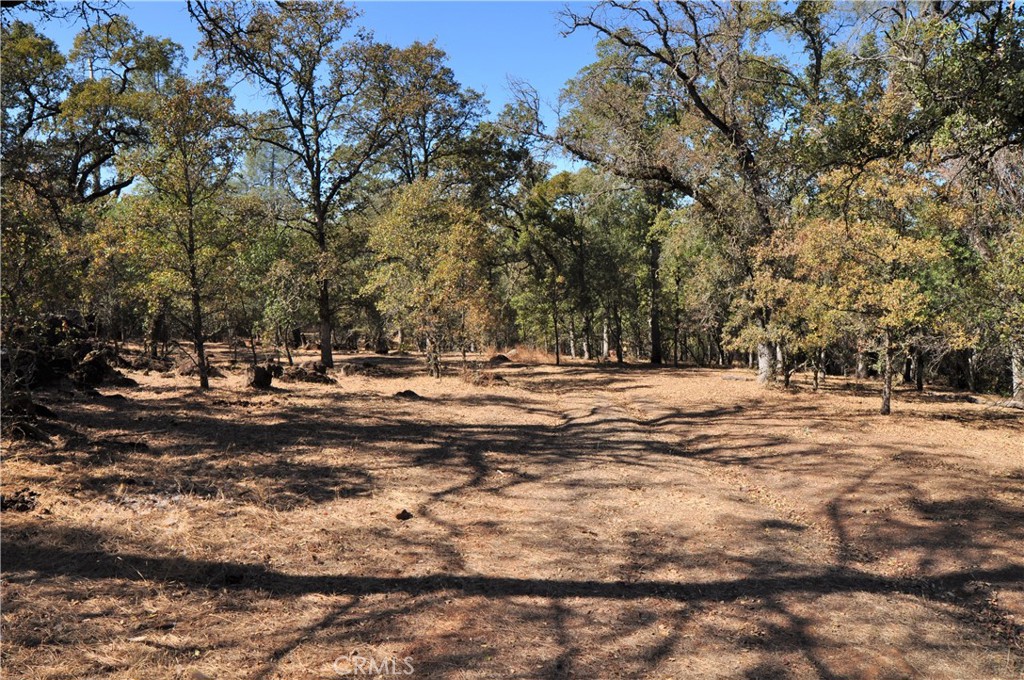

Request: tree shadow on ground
left=4, top=523, right=1022, bottom=678
left=5, top=359, right=1024, bottom=678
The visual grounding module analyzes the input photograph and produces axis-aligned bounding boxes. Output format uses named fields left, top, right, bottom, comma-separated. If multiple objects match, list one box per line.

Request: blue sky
left=34, top=1, right=598, bottom=127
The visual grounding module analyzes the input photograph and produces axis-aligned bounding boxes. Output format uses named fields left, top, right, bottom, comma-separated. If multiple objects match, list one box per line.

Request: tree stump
left=246, top=365, right=273, bottom=389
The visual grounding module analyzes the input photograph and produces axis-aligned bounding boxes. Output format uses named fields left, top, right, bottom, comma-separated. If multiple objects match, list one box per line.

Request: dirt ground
left=3, top=346, right=1023, bottom=679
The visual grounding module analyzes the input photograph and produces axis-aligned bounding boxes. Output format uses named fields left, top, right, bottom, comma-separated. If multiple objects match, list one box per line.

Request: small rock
left=300, top=360, right=328, bottom=375
left=396, top=509, right=414, bottom=521
left=394, top=390, right=422, bottom=400
left=176, top=359, right=224, bottom=378
left=280, top=366, right=335, bottom=384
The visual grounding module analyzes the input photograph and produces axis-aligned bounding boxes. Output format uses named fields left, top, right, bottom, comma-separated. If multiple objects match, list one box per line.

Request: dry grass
left=504, top=345, right=557, bottom=365
left=2, top=345, right=1023, bottom=679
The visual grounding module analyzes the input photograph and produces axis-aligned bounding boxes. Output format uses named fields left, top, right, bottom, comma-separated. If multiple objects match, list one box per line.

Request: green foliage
left=1, top=15, right=180, bottom=335
left=2, top=3, right=1022, bottom=404
left=381, top=40, right=486, bottom=184
left=366, top=176, right=497, bottom=349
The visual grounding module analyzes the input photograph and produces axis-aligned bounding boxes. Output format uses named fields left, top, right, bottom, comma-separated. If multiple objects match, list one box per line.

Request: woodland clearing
left=2, top=346, right=1023, bottom=679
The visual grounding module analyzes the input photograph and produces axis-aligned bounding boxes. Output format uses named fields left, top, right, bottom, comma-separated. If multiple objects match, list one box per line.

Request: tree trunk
left=582, top=312, right=593, bottom=360
left=915, top=349, right=924, bottom=392
left=672, top=313, right=680, bottom=368
left=191, top=288, right=209, bottom=390
left=602, top=316, right=610, bottom=360
left=613, top=305, right=624, bottom=364
left=757, top=342, right=775, bottom=384
left=185, top=207, right=209, bottom=390
left=282, top=327, right=294, bottom=366
left=968, top=349, right=977, bottom=392
left=649, top=246, right=663, bottom=365
left=368, top=304, right=390, bottom=354
left=880, top=331, right=894, bottom=415
left=683, top=333, right=699, bottom=365
left=856, top=340, right=868, bottom=379
left=318, top=280, right=333, bottom=368
left=552, top=298, right=561, bottom=366
left=568, top=315, right=577, bottom=359
left=425, top=335, right=441, bottom=378
left=645, top=192, right=665, bottom=364
left=1013, top=341, right=1024, bottom=402
left=149, top=308, right=166, bottom=359
left=672, top=274, right=682, bottom=368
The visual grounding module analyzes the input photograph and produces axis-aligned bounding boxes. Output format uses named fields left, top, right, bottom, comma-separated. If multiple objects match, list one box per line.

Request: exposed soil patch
left=2, top=346, right=1022, bottom=679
